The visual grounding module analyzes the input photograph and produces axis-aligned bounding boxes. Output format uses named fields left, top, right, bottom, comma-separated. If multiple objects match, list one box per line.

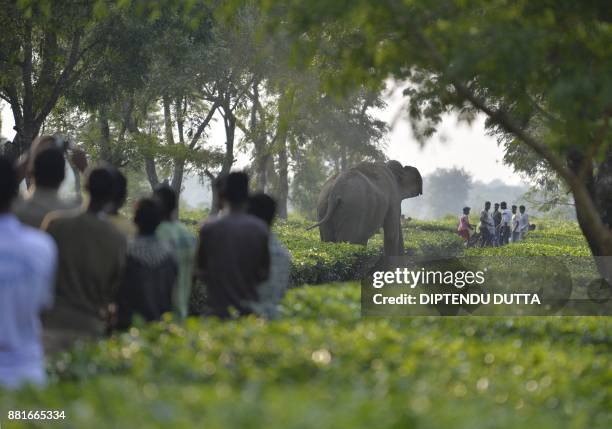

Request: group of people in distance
left=458, top=201, right=530, bottom=247
left=0, top=135, right=290, bottom=390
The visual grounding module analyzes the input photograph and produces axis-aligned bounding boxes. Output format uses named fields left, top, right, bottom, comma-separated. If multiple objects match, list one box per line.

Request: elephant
left=307, top=160, right=422, bottom=256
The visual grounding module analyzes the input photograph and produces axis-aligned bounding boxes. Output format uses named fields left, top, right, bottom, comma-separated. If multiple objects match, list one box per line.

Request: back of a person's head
left=134, top=197, right=162, bottom=235
left=248, top=193, right=277, bottom=226
left=110, top=168, right=128, bottom=210
left=225, top=172, right=249, bottom=206
left=0, top=156, right=18, bottom=212
left=153, top=184, right=177, bottom=221
left=86, top=165, right=114, bottom=204
left=34, top=147, right=65, bottom=190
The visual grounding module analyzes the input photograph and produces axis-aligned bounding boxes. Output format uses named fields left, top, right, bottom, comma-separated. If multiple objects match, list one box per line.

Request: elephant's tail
left=306, top=197, right=341, bottom=231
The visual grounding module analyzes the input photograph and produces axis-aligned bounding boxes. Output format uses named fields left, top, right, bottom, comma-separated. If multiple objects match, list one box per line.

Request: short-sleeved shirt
left=512, top=213, right=520, bottom=231
left=156, top=220, right=196, bottom=318
left=519, top=213, right=530, bottom=232
left=458, top=214, right=470, bottom=231
left=501, top=209, right=512, bottom=226
left=479, top=210, right=494, bottom=233
left=246, top=234, right=291, bottom=319
left=0, top=215, right=57, bottom=389
left=492, top=210, right=502, bottom=227
left=42, top=211, right=127, bottom=337
left=197, top=213, right=270, bottom=318
left=13, top=187, right=78, bottom=229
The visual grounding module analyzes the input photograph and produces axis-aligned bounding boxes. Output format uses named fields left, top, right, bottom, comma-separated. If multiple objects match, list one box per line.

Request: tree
left=262, top=0, right=612, bottom=279
left=423, top=168, right=472, bottom=219
left=0, top=0, right=118, bottom=159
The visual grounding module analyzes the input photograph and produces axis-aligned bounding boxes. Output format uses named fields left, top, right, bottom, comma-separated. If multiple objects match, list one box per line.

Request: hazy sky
left=1, top=90, right=526, bottom=186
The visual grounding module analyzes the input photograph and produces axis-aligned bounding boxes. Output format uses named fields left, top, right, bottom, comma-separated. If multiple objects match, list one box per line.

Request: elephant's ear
left=404, top=165, right=423, bottom=194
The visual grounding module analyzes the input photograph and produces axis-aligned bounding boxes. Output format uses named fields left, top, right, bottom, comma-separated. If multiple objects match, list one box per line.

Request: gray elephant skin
left=307, top=160, right=422, bottom=256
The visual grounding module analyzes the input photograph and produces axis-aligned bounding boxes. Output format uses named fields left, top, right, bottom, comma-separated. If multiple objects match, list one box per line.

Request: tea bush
left=2, top=283, right=610, bottom=428
left=2, top=217, right=609, bottom=428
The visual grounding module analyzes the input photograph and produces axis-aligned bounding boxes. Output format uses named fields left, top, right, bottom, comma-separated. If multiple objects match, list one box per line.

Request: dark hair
left=33, top=147, right=65, bottom=189
left=153, top=184, right=177, bottom=220
left=500, top=201, right=507, bottom=209
left=484, top=201, right=491, bottom=208
left=85, top=166, right=114, bottom=203
left=494, top=202, right=500, bottom=208
left=248, top=193, right=277, bottom=226
left=110, top=168, right=128, bottom=209
left=134, top=197, right=162, bottom=235
left=511, top=205, right=517, bottom=210
left=0, top=156, right=19, bottom=211
left=462, top=206, right=470, bottom=215
left=225, top=172, right=249, bottom=206
left=519, top=205, right=526, bottom=211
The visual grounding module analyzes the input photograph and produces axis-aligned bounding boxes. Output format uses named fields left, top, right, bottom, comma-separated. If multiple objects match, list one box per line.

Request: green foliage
left=2, top=283, right=610, bottom=428
left=2, top=215, right=608, bottom=428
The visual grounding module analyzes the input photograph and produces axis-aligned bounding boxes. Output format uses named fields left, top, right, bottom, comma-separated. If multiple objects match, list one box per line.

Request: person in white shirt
left=511, top=205, right=521, bottom=242
left=478, top=201, right=495, bottom=247
left=0, top=156, right=57, bottom=389
left=518, top=205, right=530, bottom=240
left=499, top=201, right=512, bottom=245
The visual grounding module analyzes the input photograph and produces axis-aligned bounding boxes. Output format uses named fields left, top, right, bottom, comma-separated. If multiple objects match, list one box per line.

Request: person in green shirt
left=153, top=185, right=196, bottom=319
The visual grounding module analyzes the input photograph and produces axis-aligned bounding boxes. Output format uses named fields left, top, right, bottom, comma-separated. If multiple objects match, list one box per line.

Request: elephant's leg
left=319, top=222, right=336, bottom=242
left=383, top=209, right=402, bottom=256
left=397, top=223, right=405, bottom=255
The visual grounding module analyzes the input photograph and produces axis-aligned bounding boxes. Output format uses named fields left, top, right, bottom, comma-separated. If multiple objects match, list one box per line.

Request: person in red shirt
left=457, top=206, right=474, bottom=242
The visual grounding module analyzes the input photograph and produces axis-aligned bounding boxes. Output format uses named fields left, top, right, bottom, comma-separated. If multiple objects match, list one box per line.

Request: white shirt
left=501, top=209, right=512, bottom=225
left=0, top=214, right=57, bottom=389
left=519, top=212, right=530, bottom=232
left=512, top=213, right=520, bottom=231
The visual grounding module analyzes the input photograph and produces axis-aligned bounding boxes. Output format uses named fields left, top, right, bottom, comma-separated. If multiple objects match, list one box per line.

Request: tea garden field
left=1, top=214, right=610, bottom=428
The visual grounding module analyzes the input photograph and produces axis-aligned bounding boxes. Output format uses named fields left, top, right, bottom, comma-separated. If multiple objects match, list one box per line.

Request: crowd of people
left=0, top=135, right=291, bottom=390
left=457, top=201, right=530, bottom=247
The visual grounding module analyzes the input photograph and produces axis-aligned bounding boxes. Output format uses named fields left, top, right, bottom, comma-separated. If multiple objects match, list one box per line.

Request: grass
left=1, top=214, right=610, bottom=428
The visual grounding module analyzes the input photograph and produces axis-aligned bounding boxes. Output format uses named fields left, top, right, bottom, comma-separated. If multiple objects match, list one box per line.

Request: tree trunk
left=277, top=140, right=289, bottom=219
left=144, top=155, right=159, bottom=189
left=567, top=152, right=612, bottom=282
left=171, top=159, right=185, bottom=195
left=99, top=107, right=112, bottom=162
left=209, top=104, right=236, bottom=215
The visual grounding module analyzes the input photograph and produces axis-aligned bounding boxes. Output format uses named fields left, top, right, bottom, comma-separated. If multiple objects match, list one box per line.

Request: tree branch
left=189, top=101, right=220, bottom=149
left=34, top=31, right=82, bottom=126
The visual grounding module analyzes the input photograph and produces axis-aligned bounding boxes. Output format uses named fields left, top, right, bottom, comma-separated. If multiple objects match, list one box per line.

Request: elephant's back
left=331, top=167, right=392, bottom=211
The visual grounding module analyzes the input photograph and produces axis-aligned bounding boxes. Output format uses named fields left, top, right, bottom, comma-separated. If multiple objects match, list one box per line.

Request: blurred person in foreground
left=154, top=185, right=196, bottom=319
left=41, top=165, right=127, bottom=355
left=0, top=156, right=57, bottom=389
left=13, top=145, right=78, bottom=228
left=196, top=172, right=270, bottom=318
left=108, top=167, right=137, bottom=237
left=115, top=198, right=177, bottom=330
left=15, top=134, right=87, bottom=189
left=246, top=193, right=291, bottom=319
